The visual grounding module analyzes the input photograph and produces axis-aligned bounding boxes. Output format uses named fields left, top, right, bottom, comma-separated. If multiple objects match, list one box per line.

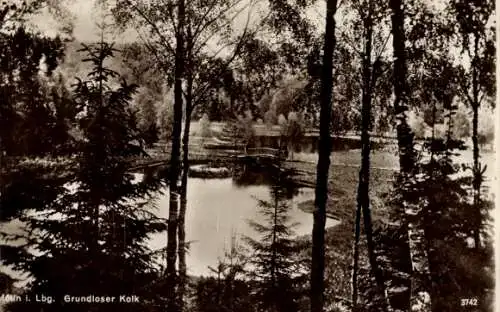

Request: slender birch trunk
left=167, top=1, right=186, bottom=311
left=177, top=70, right=193, bottom=312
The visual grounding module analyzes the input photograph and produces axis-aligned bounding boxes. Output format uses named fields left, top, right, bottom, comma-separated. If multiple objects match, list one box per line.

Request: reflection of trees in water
left=0, top=160, right=71, bottom=222
left=191, top=166, right=310, bottom=312
left=232, top=160, right=300, bottom=199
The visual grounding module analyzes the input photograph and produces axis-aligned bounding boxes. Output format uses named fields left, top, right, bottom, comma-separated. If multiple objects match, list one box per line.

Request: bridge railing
left=246, top=147, right=279, bottom=155
left=245, top=147, right=287, bottom=159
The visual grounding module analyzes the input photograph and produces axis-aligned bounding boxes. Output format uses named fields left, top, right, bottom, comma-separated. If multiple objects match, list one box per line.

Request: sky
left=30, top=0, right=326, bottom=43
left=31, top=0, right=137, bottom=42
left=28, top=0, right=490, bottom=71
left=27, top=0, right=459, bottom=64
left=29, top=0, right=452, bottom=43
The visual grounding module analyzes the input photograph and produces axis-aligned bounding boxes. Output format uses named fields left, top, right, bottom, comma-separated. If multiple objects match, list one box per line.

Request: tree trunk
left=472, top=102, right=480, bottom=248
left=311, top=0, right=337, bottom=311
left=357, top=2, right=389, bottom=308
left=390, top=1, right=431, bottom=310
left=390, top=0, right=415, bottom=173
left=217, top=269, right=222, bottom=307
left=177, top=72, right=193, bottom=312
left=230, top=93, right=235, bottom=118
left=272, top=187, right=278, bottom=288
left=167, top=0, right=185, bottom=311
left=351, top=200, right=362, bottom=311
left=471, top=34, right=481, bottom=250
left=177, top=194, right=187, bottom=311
left=423, top=204, right=438, bottom=312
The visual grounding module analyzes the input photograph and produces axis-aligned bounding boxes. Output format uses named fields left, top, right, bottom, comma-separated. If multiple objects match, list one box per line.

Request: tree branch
left=191, top=1, right=255, bottom=106
left=123, top=0, right=176, bottom=56
left=192, top=0, right=248, bottom=45
left=459, top=78, right=475, bottom=107
left=190, top=0, right=221, bottom=40
left=135, top=29, right=172, bottom=76
left=156, top=1, right=179, bottom=39
left=191, top=0, right=252, bottom=57
left=373, top=32, right=391, bottom=64
left=370, top=35, right=391, bottom=89
left=338, top=30, right=363, bottom=58
left=372, top=65, right=391, bottom=91
left=478, top=89, right=487, bottom=107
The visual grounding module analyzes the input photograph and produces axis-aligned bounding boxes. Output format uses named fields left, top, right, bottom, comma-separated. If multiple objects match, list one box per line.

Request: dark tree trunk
left=423, top=203, right=438, bottom=312
left=230, top=93, right=235, bottom=118
left=390, top=0, right=415, bottom=173
left=390, top=1, right=431, bottom=310
left=310, top=0, right=337, bottom=311
left=167, top=0, right=185, bottom=311
left=471, top=34, right=481, bottom=250
left=389, top=0, right=411, bottom=308
left=356, top=1, right=388, bottom=308
left=351, top=200, right=362, bottom=310
left=424, top=110, right=438, bottom=310
left=472, top=102, right=480, bottom=247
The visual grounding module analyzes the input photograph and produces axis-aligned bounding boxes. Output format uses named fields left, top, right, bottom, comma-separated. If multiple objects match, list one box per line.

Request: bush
left=264, top=110, right=277, bottom=127
left=278, top=114, right=287, bottom=126
left=200, top=113, right=212, bottom=143
left=157, top=99, right=174, bottom=142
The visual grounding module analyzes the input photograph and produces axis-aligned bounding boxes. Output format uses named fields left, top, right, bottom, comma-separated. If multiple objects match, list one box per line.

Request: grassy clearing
left=291, top=150, right=399, bottom=170
left=292, top=161, right=396, bottom=303
left=291, top=162, right=395, bottom=221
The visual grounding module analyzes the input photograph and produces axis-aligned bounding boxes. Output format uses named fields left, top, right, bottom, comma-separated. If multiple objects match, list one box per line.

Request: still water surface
left=1, top=176, right=339, bottom=284
left=149, top=177, right=339, bottom=277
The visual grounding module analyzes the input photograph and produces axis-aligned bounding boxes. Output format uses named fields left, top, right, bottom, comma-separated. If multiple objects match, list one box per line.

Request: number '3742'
left=461, top=298, right=478, bottom=306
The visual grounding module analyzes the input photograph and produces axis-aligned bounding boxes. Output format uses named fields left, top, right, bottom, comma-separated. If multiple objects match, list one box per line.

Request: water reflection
left=149, top=162, right=339, bottom=277
left=0, top=161, right=72, bottom=287
left=0, top=160, right=339, bottom=287
left=232, top=161, right=300, bottom=198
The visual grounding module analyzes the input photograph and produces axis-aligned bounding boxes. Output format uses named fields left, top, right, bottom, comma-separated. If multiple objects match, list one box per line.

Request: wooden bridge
left=127, top=159, right=169, bottom=172
left=237, top=147, right=286, bottom=161
left=126, top=150, right=239, bottom=172
left=127, top=147, right=286, bottom=172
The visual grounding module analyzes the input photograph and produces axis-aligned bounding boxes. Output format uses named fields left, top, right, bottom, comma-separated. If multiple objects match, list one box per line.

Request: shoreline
left=296, top=198, right=341, bottom=223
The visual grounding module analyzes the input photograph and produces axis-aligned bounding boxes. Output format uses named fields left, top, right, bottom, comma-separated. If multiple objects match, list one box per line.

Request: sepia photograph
left=0, top=0, right=496, bottom=311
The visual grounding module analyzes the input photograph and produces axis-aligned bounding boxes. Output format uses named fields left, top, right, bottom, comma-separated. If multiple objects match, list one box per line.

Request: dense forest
left=0, top=1, right=495, bottom=312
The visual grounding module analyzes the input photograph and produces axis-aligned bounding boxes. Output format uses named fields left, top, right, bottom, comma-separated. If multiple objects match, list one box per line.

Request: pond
left=148, top=177, right=340, bottom=277
left=0, top=169, right=340, bottom=286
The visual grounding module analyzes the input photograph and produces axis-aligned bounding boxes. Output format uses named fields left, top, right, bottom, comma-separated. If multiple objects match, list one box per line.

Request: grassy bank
left=289, top=161, right=395, bottom=221
left=291, top=161, right=395, bottom=306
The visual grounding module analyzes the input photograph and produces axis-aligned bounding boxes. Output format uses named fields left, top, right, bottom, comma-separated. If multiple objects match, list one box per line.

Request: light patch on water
left=1, top=176, right=340, bottom=284
left=148, top=178, right=340, bottom=277
left=131, top=173, right=144, bottom=184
